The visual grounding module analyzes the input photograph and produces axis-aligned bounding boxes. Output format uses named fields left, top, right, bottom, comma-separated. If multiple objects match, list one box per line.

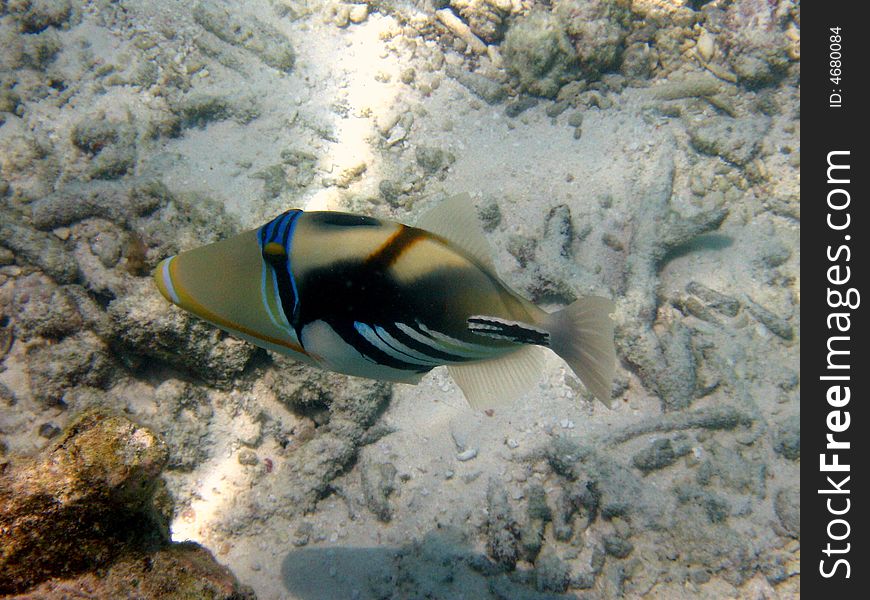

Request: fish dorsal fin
left=416, top=193, right=495, bottom=270
left=447, top=345, right=545, bottom=411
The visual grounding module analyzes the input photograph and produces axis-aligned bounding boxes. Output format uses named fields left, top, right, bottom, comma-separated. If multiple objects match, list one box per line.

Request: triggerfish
left=153, top=194, right=616, bottom=409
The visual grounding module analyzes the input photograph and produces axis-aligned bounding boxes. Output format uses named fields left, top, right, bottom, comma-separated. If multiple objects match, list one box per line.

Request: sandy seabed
left=1, top=1, right=799, bottom=598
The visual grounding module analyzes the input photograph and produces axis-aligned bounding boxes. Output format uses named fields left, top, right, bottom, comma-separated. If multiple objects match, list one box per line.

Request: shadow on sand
left=281, top=527, right=579, bottom=600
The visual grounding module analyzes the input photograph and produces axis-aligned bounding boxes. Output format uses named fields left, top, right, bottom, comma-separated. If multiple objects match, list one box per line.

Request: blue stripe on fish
left=285, top=212, right=302, bottom=317
left=258, top=210, right=303, bottom=333
left=374, top=325, right=443, bottom=365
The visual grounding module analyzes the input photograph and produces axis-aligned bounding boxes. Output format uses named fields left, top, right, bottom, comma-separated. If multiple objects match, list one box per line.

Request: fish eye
left=262, top=242, right=287, bottom=263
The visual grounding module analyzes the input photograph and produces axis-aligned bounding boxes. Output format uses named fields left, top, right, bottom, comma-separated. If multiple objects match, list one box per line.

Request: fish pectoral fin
left=447, top=346, right=545, bottom=411
left=387, top=370, right=427, bottom=385
left=467, top=315, right=550, bottom=346
left=415, top=193, right=495, bottom=270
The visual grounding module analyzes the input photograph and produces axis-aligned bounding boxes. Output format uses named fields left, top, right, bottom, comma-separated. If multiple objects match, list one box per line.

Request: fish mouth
left=153, top=256, right=181, bottom=306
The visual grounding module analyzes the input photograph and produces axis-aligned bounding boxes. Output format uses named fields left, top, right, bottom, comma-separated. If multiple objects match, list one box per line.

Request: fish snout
left=153, top=256, right=180, bottom=305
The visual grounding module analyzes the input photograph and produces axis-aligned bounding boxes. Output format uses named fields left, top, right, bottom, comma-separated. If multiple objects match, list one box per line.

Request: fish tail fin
left=544, top=296, right=616, bottom=407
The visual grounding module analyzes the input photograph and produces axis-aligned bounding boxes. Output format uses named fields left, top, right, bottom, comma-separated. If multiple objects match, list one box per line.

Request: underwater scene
left=0, top=0, right=799, bottom=598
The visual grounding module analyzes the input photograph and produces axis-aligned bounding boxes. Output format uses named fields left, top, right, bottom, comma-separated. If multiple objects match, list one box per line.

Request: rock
left=237, top=448, right=259, bottom=466
left=648, top=73, right=722, bottom=101
left=0, top=410, right=252, bottom=598
left=506, top=234, right=536, bottom=268
left=37, top=422, right=61, bottom=439
left=348, top=3, right=368, bottom=24
left=674, top=482, right=730, bottom=523
left=107, top=279, right=256, bottom=386
left=477, top=197, right=502, bottom=232
left=662, top=492, right=756, bottom=586
left=685, top=281, right=740, bottom=317
left=486, top=479, right=520, bottom=569
left=449, top=0, right=507, bottom=44
left=534, top=550, right=570, bottom=593
left=415, top=145, right=447, bottom=174
left=697, top=29, right=715, bottom=61
left=71, top=117, right=129, bottom=155
left=613, top=147, right=728, bottom=413
left=193, top=0, right=295, bottom=72
left=70, top=219, right=132, bottom=300
left=446, top=64, right=506, bottom=104
left=26, top=331, right=117, bottom=406
left=774, top=484, right=800, bottom=538
left=31, top=178, right=168, bottom=230
left=292, top=522, right=313, bottom=547
left=0, top=383, right=18, bottom=407
left=555, top=0, right=630, bottom=78
left=722, top=0, right=792, bottom=88
left=620, top=41, right=657, bottom=79
left=675, top=294, right=722, bottom=324
left=173, top=93, right=261, bottom=129
left=6, top=0, right=73, bottom=34
left=689, top=116, right=771, bottom=166
left=566, top=110, right=584, bottom=128
left=602, top=405, right=753, bottom=446
left=545, top=438, right=658, bottom=525
left=603, top=534, right=633, bottom=559
left=551, top=489, right=576, bottom=542
left=501, top=10, right=576, bottom=99
left=360, top=458, right=398, bottom=522
left=541, top=204, right=573, bottom=259
left=68, top=114, right=138, bottom=180
left=150, top=379, right=214, bottom=471
left=332, top=3, right=350, bottom=27
left=772, top=414, right=799, bottom=460
left=744, top=295, right=794, bottom=340
left=80, top=219, right=125, bottom=269
left=755, top=236, right=792, bottom=269
left=265, top=358, right=392, bottom=516
left=379, top=179, right=402, bottom=206
left=0, top=411, right=167, bottom=590
left=696, top=441, right=766, bottom=497
left=518, top=518, right=544, bottom=563
left=399, top=67, right=416, bottom=84
left=0, top=213, right=79, bottom=284
left=436, top=7, right=487, bottom=54
left=571, top=570, right=597, bottom=589
left=545, top=100, right=570, bottom=118
left=88, top=144, right=137, bottom=180
left=526, top=484, right=552, bottom=522
left=631, top=438, right=677, bottom=473
left=254, top=149, right=316, bottom=197
left=505, top=96, right=538, bottom=118
left=11, top=273, right=83, bottom=340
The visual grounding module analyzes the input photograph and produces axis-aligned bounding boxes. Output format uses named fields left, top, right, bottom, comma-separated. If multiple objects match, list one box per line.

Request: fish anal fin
left=447, top=346, right=545, bottom=411
left=416, top=193, right=495, bottom=270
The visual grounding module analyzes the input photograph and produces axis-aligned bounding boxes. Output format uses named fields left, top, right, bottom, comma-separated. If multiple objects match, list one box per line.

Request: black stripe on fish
left=355, top=322, right=442, bottom=367
left=334, top=320, right=432, bottom=373
left=306, top=212, right=383, bottom=228
left=296, top=226, right=497, bottom=369
left=467, top=316, right=550, bottom=347
left=296, top=260, right=477, bottom=369
left=386, top=323, right=472, bottom=363
left=366, top=225, right=425, bottom=268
